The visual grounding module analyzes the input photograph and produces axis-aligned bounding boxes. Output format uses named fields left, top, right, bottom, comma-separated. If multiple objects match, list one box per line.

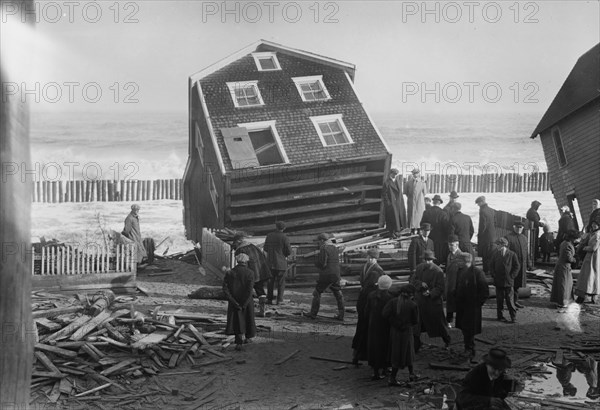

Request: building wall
left=539, top=99, right=600, bottom=226
left=200, top=52, right=388, bottom=172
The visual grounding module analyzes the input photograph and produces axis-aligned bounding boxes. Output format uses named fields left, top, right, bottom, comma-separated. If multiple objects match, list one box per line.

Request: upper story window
left=292, top=75, right=331, bottom=102
left=226, top=81, right=265, bottom=108
left=552, top=126, right=568, bottom=167
left=252, top=52, right=281, bottom=71
left=309, top=114, right=354, bottom=147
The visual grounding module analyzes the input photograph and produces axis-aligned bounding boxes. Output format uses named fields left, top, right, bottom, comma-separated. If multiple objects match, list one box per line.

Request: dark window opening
left=552, top=128, right=567, bottom=167
left=248, top=129, right=285, bottom=166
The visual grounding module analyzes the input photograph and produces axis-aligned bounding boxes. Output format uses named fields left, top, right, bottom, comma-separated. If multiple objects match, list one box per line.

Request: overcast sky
left=9, top=0, right=600, bottom=115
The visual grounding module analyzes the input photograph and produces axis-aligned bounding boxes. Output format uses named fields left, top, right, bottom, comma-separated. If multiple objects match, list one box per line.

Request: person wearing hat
left=449, top=202, right=475, bottom=255
left=422, top=194, right=450, bottom=267
left=445, top=234, right=462, bottom=325
left=475, top=196, right=496, bottom=275
left=527, top=200, right=545, bottom=261
left=352, top=248, right=386, bottom=364
left=575, top=220, right=600, bottom=304
left=551, top=229, right=580, bottom=308
left=424, top=196, right=432, bottom=211
left=539, top=224, right=556, bottom=263
left=408, top=222, right=435, bottom=274
left=122, top=204, right=147, bottom=265
left=490, top=238, right=520, bottom=323
left=222, top=253, right=257, bottom=350
left=411, top=250, right=451, bottom=350
left=364, top=275, right=395, bottom=380
left=442, top=191, right=459, bottom=214
left=233, top=233, right=272, bottom=317
left=556, top=205, right=576, bottom=250
left=382, top=283, right=419, bottom=385
left=382, top=167, right=407, bottom=238
left=403, top=168, right=428, bottom=233
left=264, top=221, right=292, bottom=305
left=454, top=252, right=489, bottom=360
left=455, top=348, right=513, bottom=409
left=304, top=233, right=345, bottom=320
left=505, top=220, right=531, bottom=309
left=587, top=199, right=600, bottom=233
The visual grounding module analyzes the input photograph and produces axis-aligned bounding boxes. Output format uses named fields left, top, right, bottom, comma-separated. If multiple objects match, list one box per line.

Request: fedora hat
left=422, top=250, right=436, bottom=260
left=449, top=191, right=459, bottom=199
left=432, top=194, right=443, bottom=204
left=483, top=348, right=511, bottom=370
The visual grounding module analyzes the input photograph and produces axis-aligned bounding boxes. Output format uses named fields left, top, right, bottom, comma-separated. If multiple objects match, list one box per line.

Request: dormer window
left=226, top=81, right=265, bottom=108
left=292, top=75, right=331, bottom=102
left=252, top=52, right=281, bottom=71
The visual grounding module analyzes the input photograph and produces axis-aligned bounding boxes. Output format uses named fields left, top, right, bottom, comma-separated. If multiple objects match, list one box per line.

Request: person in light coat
left=575, top=221, right=600, bottom=304
left=403, top=168, right=427, bottom=233
left=122, top=204, right=147, bottom=264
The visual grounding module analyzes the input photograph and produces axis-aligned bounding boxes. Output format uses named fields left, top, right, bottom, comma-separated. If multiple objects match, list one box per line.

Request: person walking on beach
left=527, top=200, right=545, bottom=261
left=364, top=275, right=394, bottom=380
left=403, top=168, right=427, bottom=233
left=411, top=250, right=451, bottom=350
left=122, top=204, right=147, bottom=264
left=304, top=233, right=345, bottom=321
left=223, top=253, right=257, bottom=350
left=505, top=219, right=531, bottom=309
left=575, top=221, right=600, bottom=304
left=445, top=235, right=462, bottom=326
left=443, top=191, right=459, bottom=214
left=382, top=168, right=407, bottom=238
left=491, top=238, right=520, bottom=323
left=476, top=196, right=496, bottom=274
left=264, top=221, right=292, bottom=305
left=449, top=203, right=475, bottom=255
left=454, top=252, right=489, bottom=361
left=407, top=223, right=434, bottom=275
left=382, top=284, right=420, bottom=385
left=422, top=194, right=450, bottom=267
left=551, top=229, right=580, bottom=308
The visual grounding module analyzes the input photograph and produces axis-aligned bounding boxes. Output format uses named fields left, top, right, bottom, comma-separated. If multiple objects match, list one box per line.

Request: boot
left=258, top=295, right=266, bottom=317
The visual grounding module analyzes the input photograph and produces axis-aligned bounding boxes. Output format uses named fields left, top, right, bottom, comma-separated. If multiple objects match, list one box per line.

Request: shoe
left=515, top=302, right=525, bottom=309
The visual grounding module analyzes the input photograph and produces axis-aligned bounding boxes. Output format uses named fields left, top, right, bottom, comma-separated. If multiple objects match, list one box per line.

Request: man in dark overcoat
left=442, top=191, right=459, bottom=215
left=505, top=219, right=531, bottom=309
left=222, top=253, right=256, bottom=350
left=264, top=221, right=292, bottom=305
left=408, top=222, right=435, bottom=274
left=411, top=250, right=451, bottom=349
left=422, top=194, right=450, bottom=266
left=449, top=203, right=475, bottom=255
left=382, top=168, right=407, bottom=237
left=304, top=233, right=345, bottom=321
left=556, top=205, right=577, bottom=250
left=233, top=234, right=272, bottom=317
left=475, top=196, right=496, bottom=274
left=445, top=235, right=462, bottom=325
left=364, top=275, right=394, bottom=380
left=491, top=238, right=520, bottom=323
left=526, top=200, right=545, bottom=260
left=455, top=252, right=489, bottom=360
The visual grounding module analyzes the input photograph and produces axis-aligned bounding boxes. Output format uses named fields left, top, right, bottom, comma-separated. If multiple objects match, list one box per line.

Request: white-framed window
left=236, top=120, right=290, bottom=166
left=551, top=126, right=568, bottom=167
left=195, top=122, right=204, bottom=164
left=309, top=114, right=354, bottom=147
left=252, top=52, right=281, bottom=71
left=208, top=171, right=219, bottom=216
left=292, top=75, right=331, bottom=102
left=226, top=81, right=265, bottom=108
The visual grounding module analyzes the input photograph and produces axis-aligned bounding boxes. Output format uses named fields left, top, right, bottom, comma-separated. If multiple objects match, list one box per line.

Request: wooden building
left=530, top=43, right=600, bottom=228
left=183, top=40, right=392, bottom=240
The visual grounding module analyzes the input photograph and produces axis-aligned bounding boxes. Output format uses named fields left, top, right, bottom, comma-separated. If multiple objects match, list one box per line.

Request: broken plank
left=70, top=311, right=112, bottom=341
left=103, top=323, right=126, bottom=342
left=98, top=336, right=129, bottom=348
left=131, top=331, right=171, bottom=349
left=187, top=324, right=209, bottom=345
left=168, top=353, right=180, bottom=368
left=32, top=305, right=83, bottom=319
left=202, top=348, right=225, bottom=358
left=100, top=358, right=137, bottom=376
left=81, top=344, right=101, bottom=362
left=74, top=382, right=112, bottom=397
left=42, top=315, right=92, bottom=342
left=47, top=381, right=61, bottom=403
left=275, top=349, right=301, bottom=365
left=31, top=371, right=65, bottom=379
left=34, top=317, right=63, bottom=331
left=59, top=378, right=73, bottom=395
left=34, top=351, right=63, bottom=375
left=35, top=343, right=78, bottom=358
left=190, top=357, right=232, bottom=369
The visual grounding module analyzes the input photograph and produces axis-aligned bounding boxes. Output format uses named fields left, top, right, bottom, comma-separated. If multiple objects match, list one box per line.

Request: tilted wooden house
left=183, top=40, right=392, bottom=240
left=530, top=43, right=600, bottom=229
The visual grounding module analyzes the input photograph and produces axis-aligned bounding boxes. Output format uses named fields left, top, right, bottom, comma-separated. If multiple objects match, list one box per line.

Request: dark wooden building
left=183, top=40, right=392, bottom=240
left=530, top=43, right=600, bottom=228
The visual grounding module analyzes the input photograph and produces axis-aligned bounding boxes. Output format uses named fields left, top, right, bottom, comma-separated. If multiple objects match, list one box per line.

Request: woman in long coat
left=575, top=222, right=600, bottom=304
left=551, top=230, right=579, bottom=308
left=382, top=284, right=419, bottom=385
left=455, top=252, right=489, bottom=359
left=364, top=275, right=394, bottom=380
left=352, top=249, right=385, bottom=363
left=382, top=168, right=407, bottom=236
left=223, top=253, right=256, bottom=350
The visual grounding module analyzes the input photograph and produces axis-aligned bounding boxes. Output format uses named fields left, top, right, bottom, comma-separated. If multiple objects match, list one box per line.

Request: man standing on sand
left=449, top=203, right=475, bottom=256
left=491, top=238, right=520, bottom=323
left=382, top=168, right=407, bottom=238
left=422, top=194, right=450, bottom=267
left=445, top=235, right=462, bottom=326
left=527, top=200, right=545, bottom=261
left=264, top=221, right=292, bottom=305
left=408, top=222, right=435, bottom=275
left=505, top=219, right=531, bottom=309
left=403, top=168, right=427, bottom=233
left=476, top=196, right=496, bottom=274
left=122, top=204, right=147, bottom=264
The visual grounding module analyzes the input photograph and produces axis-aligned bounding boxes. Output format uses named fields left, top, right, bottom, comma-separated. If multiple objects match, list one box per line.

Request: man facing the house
left=264, top=221, right=292, bottom=305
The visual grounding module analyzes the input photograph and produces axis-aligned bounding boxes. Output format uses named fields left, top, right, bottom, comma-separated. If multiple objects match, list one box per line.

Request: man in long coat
left=455, top=252, right=489, bottom=360
left=445, top=235, right=462, bottom=325
left=527, top=200, right=545, bottom=260
left=505, top=220, right=530, bottom=309
left=352, top=248, right=385, bottom=363
left=364, top=275, right=394, bottom=380
left=223, top=253, right=256, bottom=350
left=403, top=168, right=427, bottom=232
left=382, top=168, right=407, bottom=237
left=122, top=204, right=147, bottom=264
left=233, top=234, right=272, bottom=317
left=422, top=194, right=450, bottom=266
left=551, top=229, right=579, bottom=307
left=491, top=238, right=520, bottom=323
left=264, top=221, right=292, bottom=305
left=556, top=206, right=577, bottom=249
left=408, top=222, right=435, bottom=274
left=476, top=196, right=496, bottom=274
left=449, top=203, right=475, bottom=255
left=411, top=250, right=451, bottom=349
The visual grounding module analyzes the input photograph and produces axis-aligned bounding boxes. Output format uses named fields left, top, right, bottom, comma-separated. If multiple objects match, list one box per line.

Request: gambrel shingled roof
left=531, top=43, right=600, bottom=139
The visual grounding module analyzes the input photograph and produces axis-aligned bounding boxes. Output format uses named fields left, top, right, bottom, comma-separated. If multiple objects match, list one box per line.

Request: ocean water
left=30, top=110, right=546, bottom=181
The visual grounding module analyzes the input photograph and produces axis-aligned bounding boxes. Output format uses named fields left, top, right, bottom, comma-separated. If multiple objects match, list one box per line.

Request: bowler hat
left=420, top=222, right=431, bottom=231
left=475, top=196, right=486, bottom=204
left=411, top=168, right=420, bottom=175
left=483, top=348, right=512, bottom=370
left=390, top=168, right=400, bottom=175
left=449, top=191, right=459, bottom=199
left=447, top=234, right=459, bottom=243
left=432, top=194, right=443, bottom=204
left=422, top=250, right=436, bottom=260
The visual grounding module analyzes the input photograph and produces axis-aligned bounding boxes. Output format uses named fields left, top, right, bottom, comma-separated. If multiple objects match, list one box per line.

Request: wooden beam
left=32, top=306, right=83, bottom=319
left=35, top=343, right=78, bottom=359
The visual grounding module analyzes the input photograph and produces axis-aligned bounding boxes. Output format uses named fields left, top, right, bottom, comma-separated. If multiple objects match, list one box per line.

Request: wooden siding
left=539, top=99, right=600, bottom=226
